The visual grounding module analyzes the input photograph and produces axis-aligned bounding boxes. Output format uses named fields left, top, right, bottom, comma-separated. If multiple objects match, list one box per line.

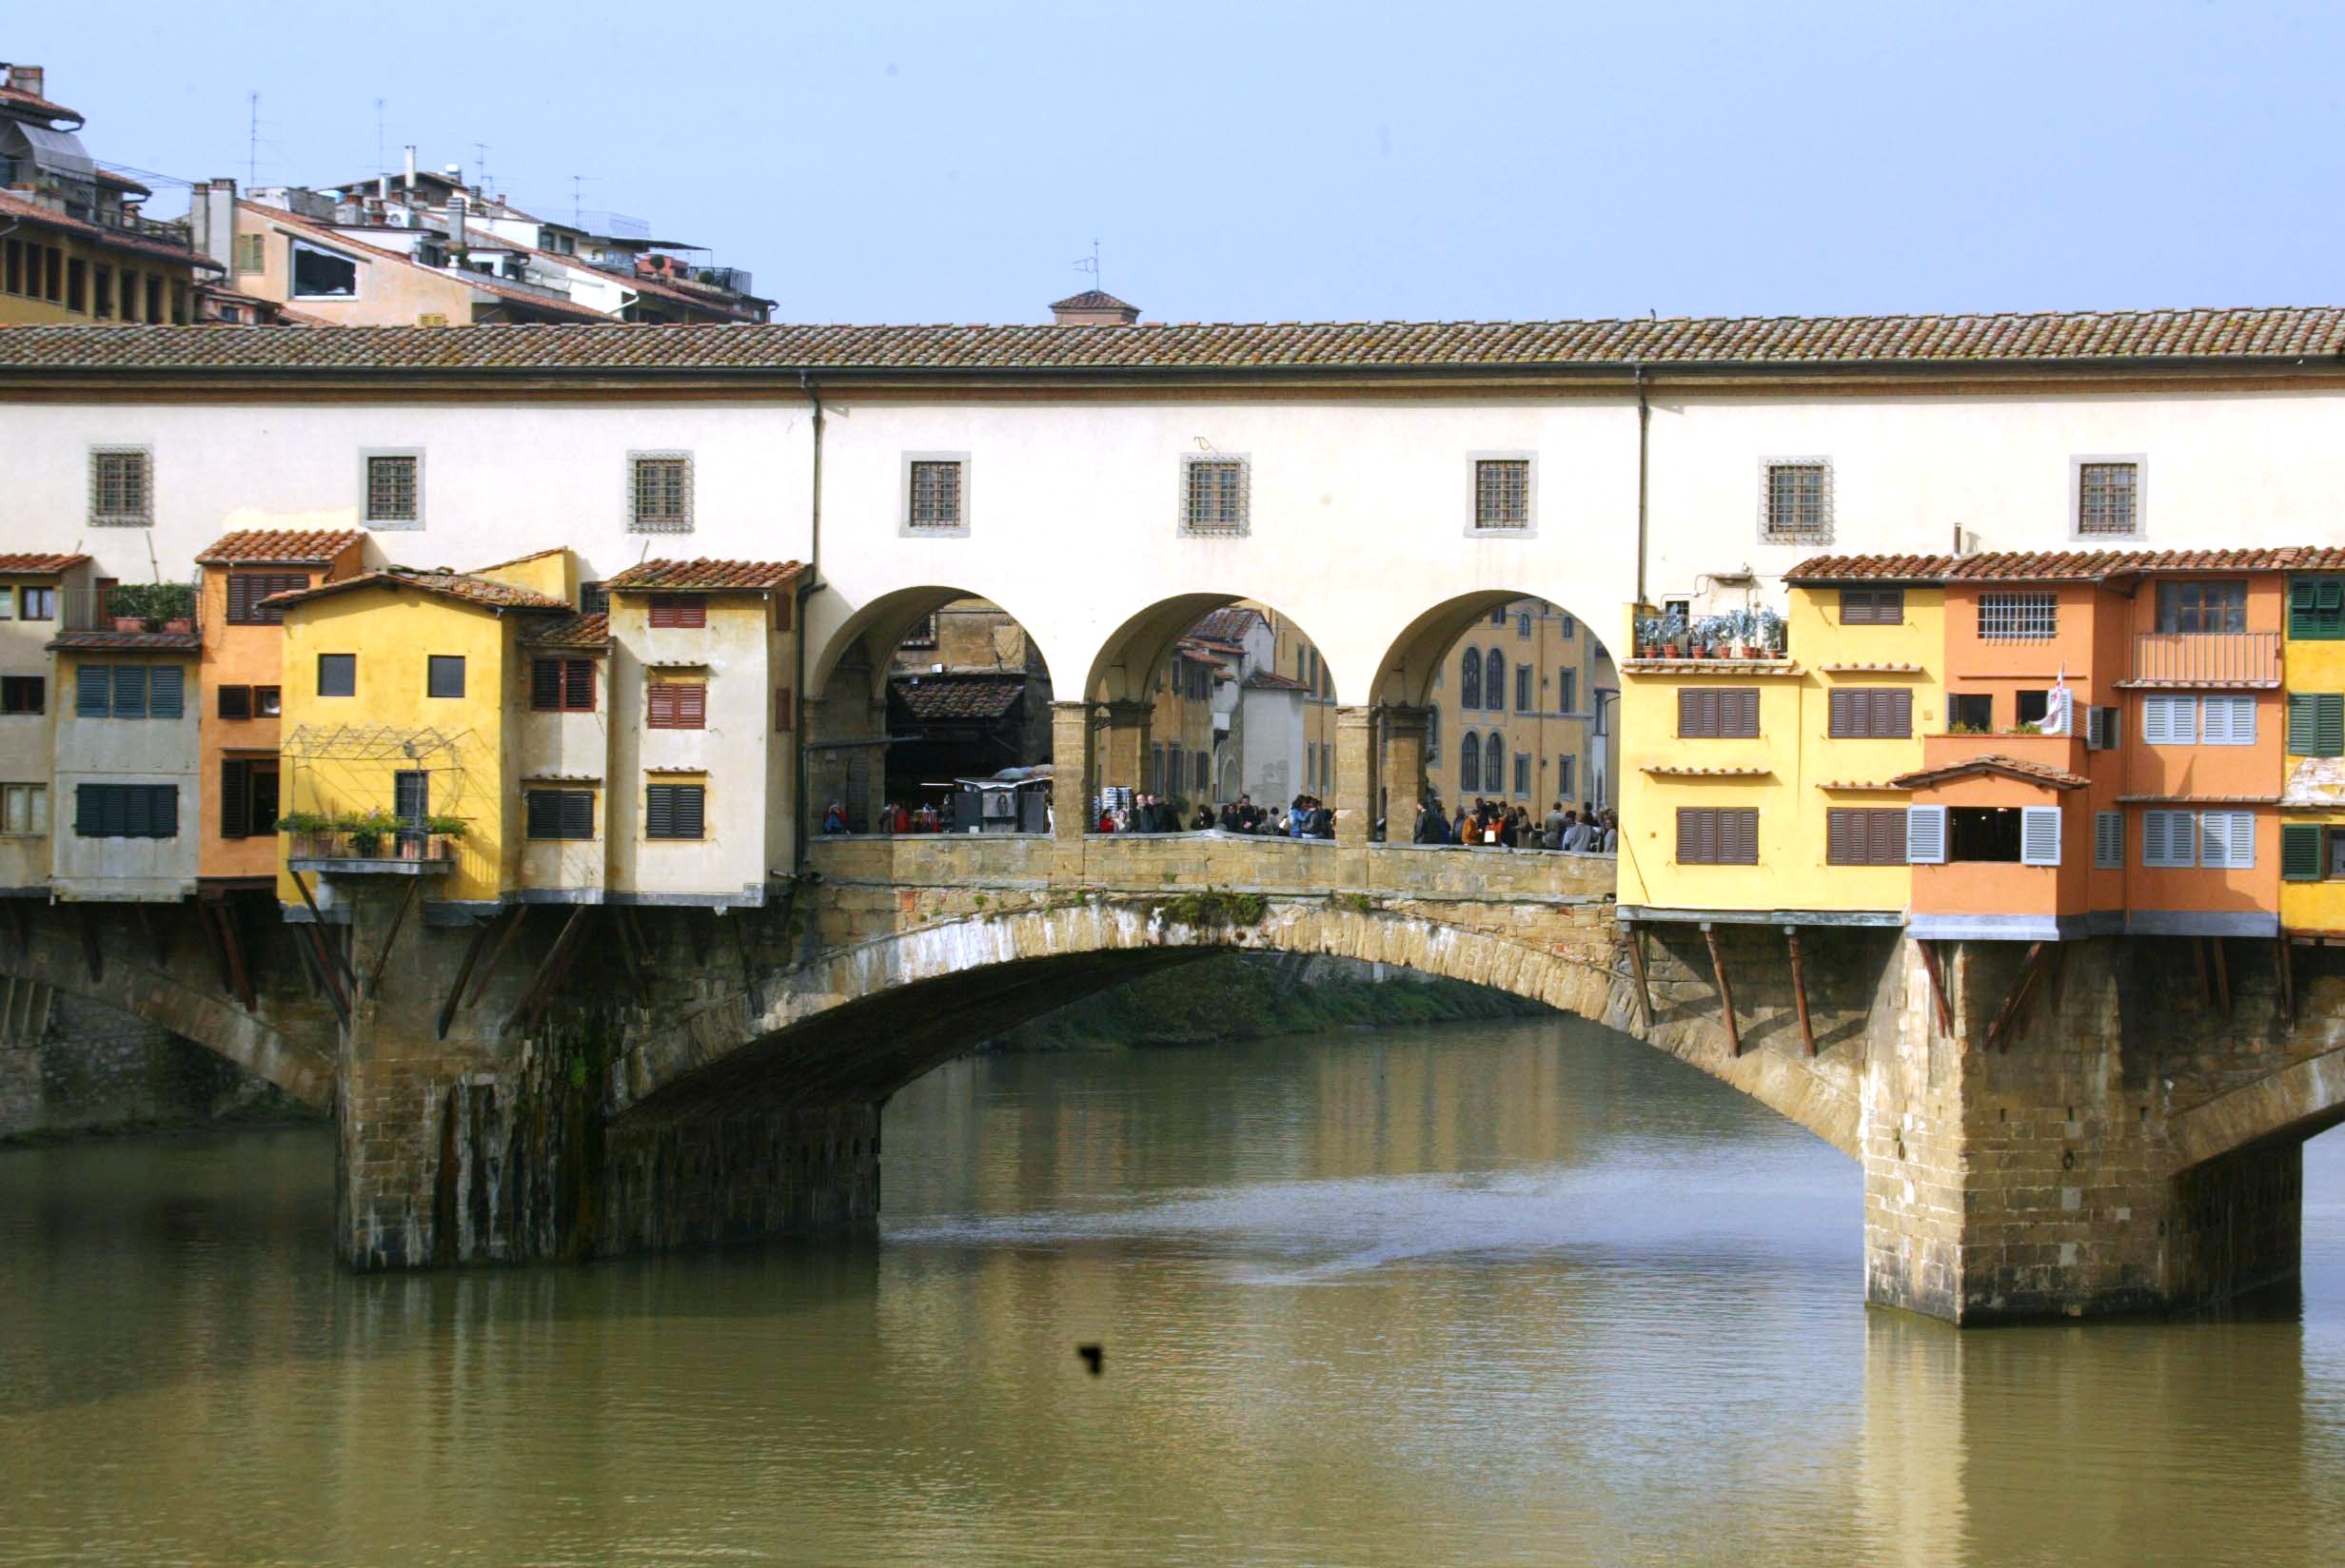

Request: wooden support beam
left=609, top=905, right=644, bottom=991
left=3, top=897, right=29, bottom=956
left=364, top=879, right=422, bottom=999
left=2210, top=936, right=2232, bottom=1018
left=732, top=909, right=761, bottom=1015
left=286, top=869, right=359, bottom=992
left=437, top=913, right=501, bottom=1040
left=1917, top=939, right=1955, bottom=1039
left=302, top=924, right=350, bottom=1026
left=1701, top=924, right=1740, bottom=1058
left=2277, top=933, right=2296, bottom=1030
left=463, top=904, right=530, bottom=1010
left=1624, top=925, right=1654, bottom=1029
left=507, top=905, right=592, bottom=1037
left=1984, top=941, right=2050, bottom=1052
left=689, top=907, right=714, bottom=969
left=196, top=895, right=233, bottom=999
left=1785, top=927, right=1816, bottom=1056
left=77, top=906, right=104, bottom=984
left=217, top=897, right=256, bottom=1012
left=2194, top=937, right=2212, bottom=1010
left=140, top=904, right=171, bottom=968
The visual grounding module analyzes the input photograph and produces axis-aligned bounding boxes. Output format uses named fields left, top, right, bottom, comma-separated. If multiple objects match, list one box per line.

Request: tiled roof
left=1243, top=669, right=1310, bottom=691
left=47, top=629, right=199, bottom=652
left=601, top=558, right=803, bottom=592
left=461, top=229, right=765, bottom=321
left=1789, top=546, right=2345, bottom=584
left=0, top=191, right=219, bottom=270
left=1891, top=755, right=2091, bottom=791
left=197, top=527, right=365, bottom=565
left=522, top=613, right=611, bottom=649
left=1052, top=289, right=1137, bottom=311
left=890, top=675, right=1026, bottom=721
left=1190, top=607, right=1268, bottom=643
left=0, top=82, right=82, bottom=124
left=261, top=568, right=570, bottom=614
left=0, top=552, right=90, bottom=575
left=94, top=167, right=151, bottom=196
left=10, top=305, right=2345, bottom=376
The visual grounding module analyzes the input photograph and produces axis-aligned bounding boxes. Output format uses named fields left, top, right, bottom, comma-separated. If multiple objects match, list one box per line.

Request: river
left=1, top=1016, right=2340, bottom=1566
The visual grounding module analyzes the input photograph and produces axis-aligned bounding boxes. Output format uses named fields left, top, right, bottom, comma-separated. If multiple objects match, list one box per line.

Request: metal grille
left=2077, top=462, right=2138, bottom=536
left=365, top=455, right=418, bottom=523
left=89, top=448, right=150, bottom=525
left=1182, top=458, right=1247, bottom=535
left=630, top=455, right=692, bottom=533
left=907, top=461, right=962, bottom=529
left=1978, top=592, right=2058, bottom=641
left=1474, top=460, right=1530, bottom=530
left=1763, top=462, right=1829, bottom=542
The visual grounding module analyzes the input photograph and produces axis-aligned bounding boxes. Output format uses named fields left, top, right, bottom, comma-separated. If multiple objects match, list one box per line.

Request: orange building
left=194, top=529, right=366, bottom=892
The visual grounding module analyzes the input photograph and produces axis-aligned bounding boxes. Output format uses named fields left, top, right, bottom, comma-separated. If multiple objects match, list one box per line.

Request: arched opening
left=1077, top=595, right=1339, bottom=833
left=1373, top=591, right=1617, bottom=842
left=806, top=587, right=1055, bottom=833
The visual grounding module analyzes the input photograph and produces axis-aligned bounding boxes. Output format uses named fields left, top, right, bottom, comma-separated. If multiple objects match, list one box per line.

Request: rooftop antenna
left=246, top=90, right=259, bottom=187
left=473, top=142, right=490, bottom=194
left=374, top=97, right=386, bottom=177
left=572, top=173, right=597, bottom=228
left=1073, top=238, right=1101, bottom=292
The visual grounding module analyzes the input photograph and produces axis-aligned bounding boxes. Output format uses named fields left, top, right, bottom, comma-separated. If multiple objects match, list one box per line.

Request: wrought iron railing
left=286, top=830, right=460, bottom=867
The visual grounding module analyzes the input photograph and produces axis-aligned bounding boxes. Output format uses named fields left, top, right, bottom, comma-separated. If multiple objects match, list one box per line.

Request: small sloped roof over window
left=1890, top=755, right=2090, bottom=792
left=198, top=527, right=366, bottom=565
left=601, top=558, right=804, bottom=592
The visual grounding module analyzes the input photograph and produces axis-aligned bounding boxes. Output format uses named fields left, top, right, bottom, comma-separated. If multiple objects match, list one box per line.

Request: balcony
left=2124, top=632, right=2280, bottom=689
left=286, top=828, right=460, bottom=875
left=45, top=582, right=201, bottom=652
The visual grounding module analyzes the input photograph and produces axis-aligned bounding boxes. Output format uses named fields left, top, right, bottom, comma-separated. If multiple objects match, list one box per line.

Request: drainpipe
left=794, top=372, right=824, bottom=875
left=1634, top=363, right=1651, bottom=612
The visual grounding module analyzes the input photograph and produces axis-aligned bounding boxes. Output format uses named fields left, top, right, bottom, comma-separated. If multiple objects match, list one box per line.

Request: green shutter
left=2291, top=577, right=2345, bottom=639
left=2288, top=694, right=2345, bottom=756
left=2283, top=822, right=2325, bottom=881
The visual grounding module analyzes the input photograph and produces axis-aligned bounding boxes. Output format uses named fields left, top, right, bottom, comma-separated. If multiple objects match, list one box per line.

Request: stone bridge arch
left=609, top=894, right=1866, bottom=1156
left=0, top=904, right=334, bottom=1109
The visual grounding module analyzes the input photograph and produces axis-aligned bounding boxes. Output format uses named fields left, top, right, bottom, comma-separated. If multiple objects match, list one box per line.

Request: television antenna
left=1073, top=238, right=1101, bottom=291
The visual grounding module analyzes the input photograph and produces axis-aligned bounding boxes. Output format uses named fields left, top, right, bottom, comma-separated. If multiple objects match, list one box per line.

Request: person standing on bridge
left=1543, top=802, right=1568, bottom=850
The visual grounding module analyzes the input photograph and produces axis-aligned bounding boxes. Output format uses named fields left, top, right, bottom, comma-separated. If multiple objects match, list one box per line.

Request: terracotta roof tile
left=1052, top=289, right=1138, bottom=312
left=1790, top=546, right=2345, bottom=584
left=197, top=527, right=366, bottom=565
left=601, top=558, right=803, bottom=592
left=10, top=305, right=2345, bottom=376
left=1891, top=755, right=2091, bottom=791
left=46, top=629, right=199, bottom=652
left=0, top=82, right=81, bottom=123
left=0, top=552, right=90, bottom=575
left=1190, top=607, right=1268, bottom=643
left=233, top=200, right=607, bottom=323
left=0, top=191, right=219, bottom=271
left=890, top=675, right=1026, bottom=721
left=262, top=568, right=569, bottom=614
left=1243, top=669, right=1310, bottom=691
left=522, top=613, right=611, bottom=649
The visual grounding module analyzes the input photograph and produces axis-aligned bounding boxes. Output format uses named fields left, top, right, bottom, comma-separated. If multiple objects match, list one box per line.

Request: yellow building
left=1425, top=598, right=1617, bottom=813
left=2278, top=560, right=2345, bottom=932
left=271, top=565, right=574, bottom=915
left=1617, top=578, right=1943, bottom=923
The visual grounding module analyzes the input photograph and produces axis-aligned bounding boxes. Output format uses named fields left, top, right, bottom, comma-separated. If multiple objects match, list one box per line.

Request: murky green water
left=1, top=1017, right=2340, bottom=1566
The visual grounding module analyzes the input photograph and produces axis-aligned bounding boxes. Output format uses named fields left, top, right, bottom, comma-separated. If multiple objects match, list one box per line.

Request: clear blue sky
left=14, top=1, right=2339, bottom=324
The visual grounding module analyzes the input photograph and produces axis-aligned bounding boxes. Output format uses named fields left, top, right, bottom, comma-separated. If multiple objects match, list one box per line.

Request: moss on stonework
left=1155, top=889, right=1269, bottom=929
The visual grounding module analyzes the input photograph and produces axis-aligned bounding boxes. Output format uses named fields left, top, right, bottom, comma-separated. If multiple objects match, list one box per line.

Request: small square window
left=905, top=456, right=968, bottom=534
left=426, top=656, right=465, bottom=699
left=1, top=676, right=43, bottom=715
left=1180, top=454, right=1249, bottom=537
left=1949, top=694, right=1994, bottom=733
left=317, top=654, right=356, bottom=697
left=629, top=453, right=693, bottom=534
left=364, top=452, right=421, bottom=527
left=2076, top=459, right=2140, bottom=538
left=1761, top=460, right=1831, bottom=544
left=17, top=586, right=53, bottom=621
left=255, top=685, right=283, bottom=717
left=1472, top=458, right=1532, bottom=532
left=89, top=447, right=152, bottom=527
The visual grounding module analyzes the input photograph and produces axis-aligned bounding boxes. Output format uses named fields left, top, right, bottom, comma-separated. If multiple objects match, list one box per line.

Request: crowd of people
left=1096, top=793, right=1335, bottom=837
left=1413, top=794, right=1617, bottom=853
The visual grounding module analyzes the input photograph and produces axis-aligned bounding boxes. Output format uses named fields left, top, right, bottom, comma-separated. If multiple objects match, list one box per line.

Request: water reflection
left=0, top=1020, right=2338, bottom=1566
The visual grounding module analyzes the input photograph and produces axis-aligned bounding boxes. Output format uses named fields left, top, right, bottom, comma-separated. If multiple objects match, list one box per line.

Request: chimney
left=188, top=178, right=238, bottom=276
left=403, top=145, right=417, bottom=189
left=1050, top=289, right=1140, bottom=327
left=7, top=64, right=46, bottom=100
left=447, top=192, right=466, bottom=246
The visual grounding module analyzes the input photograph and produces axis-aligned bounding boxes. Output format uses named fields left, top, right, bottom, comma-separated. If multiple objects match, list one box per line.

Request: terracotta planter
left=163, top=617, right=192, bottom=634
left=113, top=616, right=143, bottom=633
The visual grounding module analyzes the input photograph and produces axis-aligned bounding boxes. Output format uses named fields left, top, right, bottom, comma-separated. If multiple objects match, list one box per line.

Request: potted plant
left=1634, top=615, right=1662, bottom=659
left=1658, top=611, right=1686, bottom=658
left=276, top=810, right=332, bottom=859
left=1753, top=608, right=1787, bottom=657
left=108, top=581, right=195, bottom=634
left=341, top=809, right=397, bottom=859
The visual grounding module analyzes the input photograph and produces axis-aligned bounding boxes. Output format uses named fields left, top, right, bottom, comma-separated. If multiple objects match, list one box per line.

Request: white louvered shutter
left=1905, top=805, right=1947, bottom=864
left=2020, top=806, right=2062, bottom=866
left=2201, top=810, right=2256, bottom=869
left=2201, top=695, right=2256, bottom=746
left=2094, top=811, right=2123, bottom=869
left=2143, top=694, right=2194, bottom=746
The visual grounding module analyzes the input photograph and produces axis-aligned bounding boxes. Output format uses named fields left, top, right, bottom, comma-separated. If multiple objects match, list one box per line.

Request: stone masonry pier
left=6, top=834, right=2345, bottom=1323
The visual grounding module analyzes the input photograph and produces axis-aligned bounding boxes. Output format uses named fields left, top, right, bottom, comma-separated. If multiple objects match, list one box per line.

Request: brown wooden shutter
left=531, top=658, right=562, bottom=711
left=1829, top=690, right=1852, bottom=737
left=677, top=683, right=706, bottom=729
left=1870, top=809, right=1904, bottom=864
left=649, top=594, right=706, bottom=629
left=219, top=758, right=249, bottom=839
left=1728, top=689, right=1759, bottom=736
left=1827, top=808, right=1850, bottom=863
left=1884, top=690, right=1912, bottom=737
left=1677, top=808, right=1703, bottom=861
left=563, top=659, right=595, bottom=711
left=1679, top=690, right=1713, bottom=737
left=646, top=683, right=676, bottom=727
left=1727, top=809, right=1757, bottom=863
left=217, top=684, right=251, bottom=720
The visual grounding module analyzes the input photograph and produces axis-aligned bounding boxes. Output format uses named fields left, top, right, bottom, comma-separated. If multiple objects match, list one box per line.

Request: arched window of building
left=1460, top=730, right=1481, bottom=793
left=1485, top=650, right=1505, bottom=711
left=1425, top=706, right=1440, bottom=764
left=1460, top=648, right=1481, bottom=710
left=1485, top=733, right=1505, bottom=794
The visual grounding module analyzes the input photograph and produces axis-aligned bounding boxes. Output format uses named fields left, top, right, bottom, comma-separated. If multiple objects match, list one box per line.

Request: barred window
left=90, top=447, right=151, bottom=526
left=1978, top=592, right=2058, bottom=641
left=1762, top=461, right=1830, bottom=543
left=2077, top=461, right=2138, bottom=537
left=907, top=460, right=964, bottom=531
left=629, top=454, right=693, bottom=533
left=1181, top=455, right=1248, bottom=536
left=365, top=454, right=420, bottom=525
left=1473, top=459, right=1531, bottom=531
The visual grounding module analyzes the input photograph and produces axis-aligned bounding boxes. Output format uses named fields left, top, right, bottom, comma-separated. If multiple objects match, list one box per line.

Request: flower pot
left=113, top=617, right=143, bottom=633
left=163, top=617, right=192, bottom=634
left=1663, top=643, right=1681, bottom=657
